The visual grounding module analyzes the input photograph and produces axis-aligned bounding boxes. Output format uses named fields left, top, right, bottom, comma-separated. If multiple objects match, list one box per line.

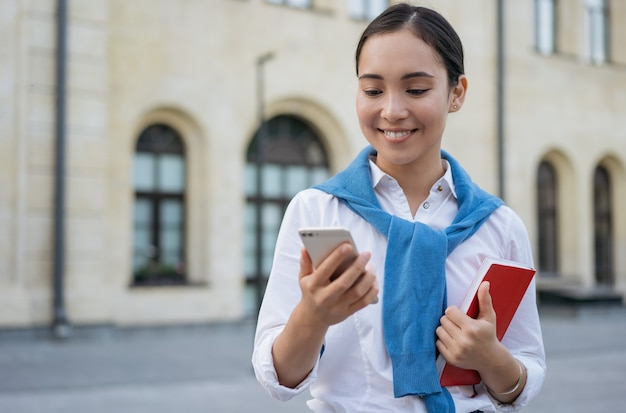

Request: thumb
left=476, top=281, right=496, bottom=323
left=299, top=247, right=314, bottom=279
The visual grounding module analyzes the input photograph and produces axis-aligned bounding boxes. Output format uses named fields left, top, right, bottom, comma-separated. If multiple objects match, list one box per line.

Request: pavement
left=1, top=304, right=625, bottom=413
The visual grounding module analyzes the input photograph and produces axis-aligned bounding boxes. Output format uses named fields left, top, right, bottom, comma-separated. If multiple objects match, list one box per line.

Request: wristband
left=494, top=362, right=524, bottom=396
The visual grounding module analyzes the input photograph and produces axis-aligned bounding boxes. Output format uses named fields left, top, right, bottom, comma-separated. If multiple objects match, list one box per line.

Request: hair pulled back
left=355, top=3, right=464, bottom=87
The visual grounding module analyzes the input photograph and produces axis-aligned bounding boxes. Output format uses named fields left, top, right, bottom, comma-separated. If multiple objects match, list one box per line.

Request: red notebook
left=437, top=257, right=536, bottom=387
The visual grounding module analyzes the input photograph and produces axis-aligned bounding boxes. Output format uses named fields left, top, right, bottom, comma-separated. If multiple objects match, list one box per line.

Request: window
left=593, top=165, right=613, bottom=285
left=535, top=0, right=556, bottom=55
left=536, top=161, right=559, bottom=275
left=132, top=124, right=186, bottom=285
left=349, top=0, right=388, bottom=20
left=266, top=0, right=312, bottom=9
left=586, top=0, right=609, bottom=64
left=244, top=115, right=329, bottom=314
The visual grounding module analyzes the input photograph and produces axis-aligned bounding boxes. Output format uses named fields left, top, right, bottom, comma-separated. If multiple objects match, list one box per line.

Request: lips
left=380, top=129, right=416, bottom=140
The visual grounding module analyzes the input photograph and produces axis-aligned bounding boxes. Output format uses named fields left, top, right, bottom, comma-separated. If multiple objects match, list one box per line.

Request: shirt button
left=423, top=201, right=430, bottom=209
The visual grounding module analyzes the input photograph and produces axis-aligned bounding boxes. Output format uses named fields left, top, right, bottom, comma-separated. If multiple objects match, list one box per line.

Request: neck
left=374, top=154, right=446, bottom=215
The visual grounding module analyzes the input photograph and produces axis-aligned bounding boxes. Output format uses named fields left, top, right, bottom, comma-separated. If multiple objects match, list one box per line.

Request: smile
left=381, top=130, right=415, bottom=139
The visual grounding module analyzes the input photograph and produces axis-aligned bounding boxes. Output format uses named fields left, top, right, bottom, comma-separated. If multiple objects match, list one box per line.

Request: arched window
left=244, top=115, right=329, bottom=314
left=593, top=165, right=613, bottom=285
left=537, top=161, right=559, bottom=275
left=132, top=124, right=186, bottom=285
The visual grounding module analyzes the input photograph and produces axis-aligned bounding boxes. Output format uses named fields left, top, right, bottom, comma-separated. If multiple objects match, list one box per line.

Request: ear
left=449, top=75, right=468, bottom=113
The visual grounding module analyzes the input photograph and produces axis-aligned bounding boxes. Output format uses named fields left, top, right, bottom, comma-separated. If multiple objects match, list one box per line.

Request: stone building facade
left=1, top=0, right=624, bottom=330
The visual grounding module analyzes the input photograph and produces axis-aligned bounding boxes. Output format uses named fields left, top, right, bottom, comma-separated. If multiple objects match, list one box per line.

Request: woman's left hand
left=435, top=281, right=501, bottom=371
left=436, top=281, right=527, bottom=403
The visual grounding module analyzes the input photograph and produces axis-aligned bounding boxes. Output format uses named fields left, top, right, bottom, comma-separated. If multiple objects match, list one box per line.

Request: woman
left=252, top=4, right=545, bottom=412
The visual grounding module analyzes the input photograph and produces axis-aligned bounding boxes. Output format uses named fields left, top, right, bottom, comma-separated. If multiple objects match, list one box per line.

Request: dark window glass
left=132, top=124, right=186, bottom=285
left=537, top=161, right=559, bottom=275
left=245, top=115, right=329, bottom=314
left=593, top=165, right=613, bottom=285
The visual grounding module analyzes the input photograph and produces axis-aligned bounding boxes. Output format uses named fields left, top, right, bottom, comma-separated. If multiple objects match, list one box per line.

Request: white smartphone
left=299, top=227, right=359, bottom=281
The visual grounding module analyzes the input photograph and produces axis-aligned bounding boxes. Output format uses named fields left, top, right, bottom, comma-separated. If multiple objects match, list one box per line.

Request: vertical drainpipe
left=254, top=52, right=274, bottom=317
left=53, top=0, right=71, bottom=338
left=496, top=0, right=505, bottom=201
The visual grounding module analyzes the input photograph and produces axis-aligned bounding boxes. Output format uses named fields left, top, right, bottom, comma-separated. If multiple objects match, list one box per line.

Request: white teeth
left=384, top=130, right=410, bottom=139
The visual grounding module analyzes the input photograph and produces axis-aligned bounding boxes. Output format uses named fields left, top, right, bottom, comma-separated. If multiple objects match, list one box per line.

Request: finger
left=345, top=268, right=376, bottom=305
left=329, top=251, right=371, bottom=295
left=347, top=273, right=379, bottom=311
left=436, top=323, right=454, bottom=344
left=443, top=305, right=466, bottom=326
left=435, top=335, right=450, bottom=357
left=298, top=248, right=314, bottom=280
left=435, top=339, right=445, bottom=356
left=439, top=313, right=462, bottom=338
left=360, top=262, right=379, bottom=304
left=312, top=242, right=357, bottom=285
left=477, top=281, right=496, bottom=323
left=370, top=275, right=379, bottom=304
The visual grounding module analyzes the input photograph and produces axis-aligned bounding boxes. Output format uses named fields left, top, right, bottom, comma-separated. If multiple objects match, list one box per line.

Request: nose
left=381, top=92, right=409, bottom=122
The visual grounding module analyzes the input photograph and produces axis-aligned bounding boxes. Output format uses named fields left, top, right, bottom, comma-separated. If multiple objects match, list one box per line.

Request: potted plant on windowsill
left=133, top=261, right=186, bottom=286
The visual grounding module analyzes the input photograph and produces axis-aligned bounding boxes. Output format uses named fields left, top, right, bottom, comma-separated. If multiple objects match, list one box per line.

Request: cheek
left=356, top=97, right=376, bottom=127
left=416, top=100, right=447, bottom=125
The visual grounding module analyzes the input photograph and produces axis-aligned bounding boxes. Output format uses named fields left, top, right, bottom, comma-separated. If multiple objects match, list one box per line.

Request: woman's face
left=356, top=29, right=465, bottom=174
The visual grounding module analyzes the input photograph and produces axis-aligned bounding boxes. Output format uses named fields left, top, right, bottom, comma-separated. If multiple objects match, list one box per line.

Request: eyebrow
left=358, top=71, right=435, bottom=80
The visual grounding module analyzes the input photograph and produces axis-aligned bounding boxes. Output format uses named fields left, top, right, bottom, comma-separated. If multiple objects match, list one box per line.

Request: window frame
left=585, top=0, right=610, bottom=64
left=536, top=160, right=559, bottom=275
left=593, top=165, right=614, bottom=285
left=244, top=115, right=330, bottom=314
left=534, top=0, right=557, bottom=55
left=132, top=124, right=188, bottom=286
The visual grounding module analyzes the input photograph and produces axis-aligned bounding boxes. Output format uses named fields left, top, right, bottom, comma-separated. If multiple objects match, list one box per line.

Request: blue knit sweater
left=314, top=146, right=503, bottom=412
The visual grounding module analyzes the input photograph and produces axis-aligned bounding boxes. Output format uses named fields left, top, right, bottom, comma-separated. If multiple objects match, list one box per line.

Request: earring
left=453, top=105, right=457, bottom=110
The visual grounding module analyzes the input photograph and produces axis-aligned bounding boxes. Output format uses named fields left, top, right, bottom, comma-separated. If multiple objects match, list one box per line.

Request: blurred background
left=0, top=0, right=625, bottom=411
left=2, top=0, right=625, bottom=332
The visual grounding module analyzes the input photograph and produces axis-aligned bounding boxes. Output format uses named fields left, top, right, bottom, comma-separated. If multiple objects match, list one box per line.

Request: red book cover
left=437, top=257, right=536, bottom=387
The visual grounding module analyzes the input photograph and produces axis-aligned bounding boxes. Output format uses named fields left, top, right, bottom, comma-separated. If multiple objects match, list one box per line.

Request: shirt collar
left=368, top=156, right=458, bottom=199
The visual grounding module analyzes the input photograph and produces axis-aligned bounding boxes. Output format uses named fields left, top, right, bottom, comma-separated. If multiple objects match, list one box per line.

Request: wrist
left=484, top=358, right=527, bottom=403
left=489, top=361, right=524, bottom=395
left=290, top=301, right=330, bottom=337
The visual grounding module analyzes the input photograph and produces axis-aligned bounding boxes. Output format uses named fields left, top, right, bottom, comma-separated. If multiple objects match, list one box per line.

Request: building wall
left=1, top=0, right=112, bottom=326
left=507, top=0, right=626, bottom=290
left=1, top=0, right=624, bottom=329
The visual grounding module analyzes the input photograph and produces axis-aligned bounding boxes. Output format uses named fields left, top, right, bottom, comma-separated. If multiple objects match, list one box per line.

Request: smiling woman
left=252, top=3, right=545, bottom=413
left=355, top=29, right=467, bottom=211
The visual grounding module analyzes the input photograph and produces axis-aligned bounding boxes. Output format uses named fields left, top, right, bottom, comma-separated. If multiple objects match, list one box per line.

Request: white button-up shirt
left=253, top=159, right=546, bottom=413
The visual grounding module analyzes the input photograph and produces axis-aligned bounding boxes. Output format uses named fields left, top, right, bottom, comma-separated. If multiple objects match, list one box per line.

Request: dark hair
left=355, top=3, right=464, bottom=87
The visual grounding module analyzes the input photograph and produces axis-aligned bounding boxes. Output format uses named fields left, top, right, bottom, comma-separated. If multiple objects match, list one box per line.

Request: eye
left=364, top=89, right=382, bottom=97
left=407, top=89, right=428, bottom=96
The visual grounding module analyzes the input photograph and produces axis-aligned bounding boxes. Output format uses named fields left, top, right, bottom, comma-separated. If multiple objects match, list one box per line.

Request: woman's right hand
left=297, top=244, right=378, bottom=328
left=271, top=244, right=378, bottom=388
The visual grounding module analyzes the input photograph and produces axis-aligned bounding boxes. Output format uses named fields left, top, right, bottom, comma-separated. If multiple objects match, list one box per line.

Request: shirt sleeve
left=251, top=191, right=325, bottom=401
left=486, top=207, right=547, bottom=411
left=252, top=325, right=320, bottom=401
